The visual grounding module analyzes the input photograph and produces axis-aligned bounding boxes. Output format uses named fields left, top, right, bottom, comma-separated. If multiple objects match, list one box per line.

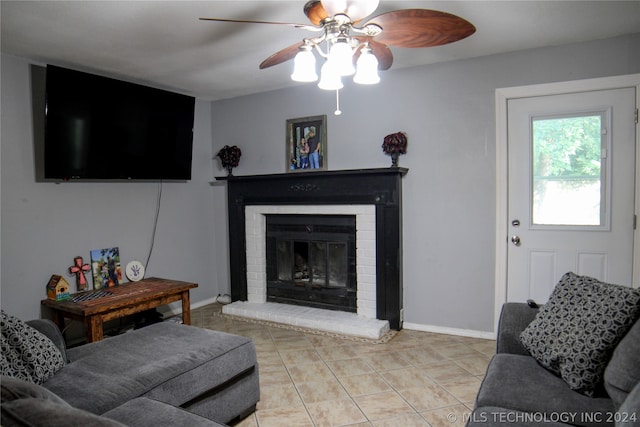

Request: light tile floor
left=190, top=304, right=495, bottom=427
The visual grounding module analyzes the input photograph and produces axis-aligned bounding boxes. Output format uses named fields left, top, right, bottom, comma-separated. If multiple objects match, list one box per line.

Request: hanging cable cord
left=145, top=180, right=163, bottom=271
left=61, top=186, right=161, bottom=335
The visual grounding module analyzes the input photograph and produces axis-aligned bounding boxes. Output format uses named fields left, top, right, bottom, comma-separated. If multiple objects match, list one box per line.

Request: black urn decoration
left=382, top=132, right=407, bottom=167
left=217, top=145, right=242, bottom=176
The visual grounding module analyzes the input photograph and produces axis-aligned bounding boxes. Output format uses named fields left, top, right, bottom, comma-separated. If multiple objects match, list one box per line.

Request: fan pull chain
left=334, top=90, right=342, bottom=115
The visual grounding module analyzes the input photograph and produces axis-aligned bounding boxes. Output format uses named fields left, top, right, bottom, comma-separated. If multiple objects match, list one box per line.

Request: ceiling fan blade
left=363, top=9, right=475, bottom=48
left=304, top=1, right=328, bottom=26
left=199, top=17, right=318, bottom=31
left=353, top=37, right=393, bottom=70
left=259, top=41, right=305, bottom=69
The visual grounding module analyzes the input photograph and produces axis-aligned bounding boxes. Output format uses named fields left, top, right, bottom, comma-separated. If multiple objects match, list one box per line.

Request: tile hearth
left=191, top=303, right=495, bottom=427
left=222, top=301, right=390, bottom=340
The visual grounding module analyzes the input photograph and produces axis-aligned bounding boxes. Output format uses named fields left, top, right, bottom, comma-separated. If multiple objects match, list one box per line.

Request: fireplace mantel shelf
left=214, top=167, right=408, bottom=183
left=218, top=167, right=407, bottom=330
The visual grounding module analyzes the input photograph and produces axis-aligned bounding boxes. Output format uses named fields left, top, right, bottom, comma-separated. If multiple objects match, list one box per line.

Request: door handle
left=511, top=235, right=521, bottom=246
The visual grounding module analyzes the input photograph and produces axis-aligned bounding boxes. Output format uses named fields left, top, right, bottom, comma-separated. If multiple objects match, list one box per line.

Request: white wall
left=2, top=33, right=639, bottom=333
left=210, top=34, right=640, bottom=334
left=1, top=55, right=225, bottom=320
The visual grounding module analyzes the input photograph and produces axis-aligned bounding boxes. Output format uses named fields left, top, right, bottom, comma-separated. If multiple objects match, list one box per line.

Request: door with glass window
left=507, top=88, right=636, bottom=303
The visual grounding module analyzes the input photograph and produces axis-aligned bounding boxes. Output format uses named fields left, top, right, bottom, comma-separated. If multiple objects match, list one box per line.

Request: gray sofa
left=1, top=313, right=260, bottom=427
left=469, top=302, right=639, bottom=427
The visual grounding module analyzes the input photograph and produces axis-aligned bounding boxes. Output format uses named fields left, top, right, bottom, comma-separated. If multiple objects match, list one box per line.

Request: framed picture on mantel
left=286, top=115, right=327, bottom=172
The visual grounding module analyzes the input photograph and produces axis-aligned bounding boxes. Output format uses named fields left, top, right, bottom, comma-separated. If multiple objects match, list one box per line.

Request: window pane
left=531, top=115, right=603, bottom=226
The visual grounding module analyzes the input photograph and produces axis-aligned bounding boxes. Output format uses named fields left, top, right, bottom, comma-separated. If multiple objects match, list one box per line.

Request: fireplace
left=266, top=214, right=357, bottom=312
left=217, top=168, right=407, bottom=330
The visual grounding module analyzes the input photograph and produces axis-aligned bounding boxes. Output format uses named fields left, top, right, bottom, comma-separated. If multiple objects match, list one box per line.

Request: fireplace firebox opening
left=266, top=214, right=357, bottom=312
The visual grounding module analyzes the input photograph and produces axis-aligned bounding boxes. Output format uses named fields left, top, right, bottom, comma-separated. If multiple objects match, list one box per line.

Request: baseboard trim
left=402, top=322, right=496, bottom=340
left=159, top=296, right=219, bottom=317
left=191, top=297, right=219, bottom=310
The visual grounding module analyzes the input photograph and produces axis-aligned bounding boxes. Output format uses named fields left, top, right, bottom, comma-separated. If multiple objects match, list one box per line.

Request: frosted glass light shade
left=317, top=61, right=343, bottom=90
left=321, top=0, right=379, bottom=21
left=353, top=49, right=380, bottom=84
left=291, top=48, right=318, bottom=82
left=328, top=40, right=355, bottom=76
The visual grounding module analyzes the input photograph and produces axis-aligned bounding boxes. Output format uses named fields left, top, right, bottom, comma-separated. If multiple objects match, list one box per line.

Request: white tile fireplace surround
left=222, top=205, right=390, bottom=339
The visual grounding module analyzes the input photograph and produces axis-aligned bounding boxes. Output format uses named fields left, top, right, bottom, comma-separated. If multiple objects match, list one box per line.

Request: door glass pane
left=531, top=114, right=604, bottom=226
left=327, top=242, right=347, bottom=287
left=310, top=241, right=326, bottom=285
left=276, top=240, right=295, bottom=281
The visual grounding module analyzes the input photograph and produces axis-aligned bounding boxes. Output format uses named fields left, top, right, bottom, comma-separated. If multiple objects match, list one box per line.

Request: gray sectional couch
left=469, top=302, right=639, bottom=427
left=1, top=313, right=260, bottom=427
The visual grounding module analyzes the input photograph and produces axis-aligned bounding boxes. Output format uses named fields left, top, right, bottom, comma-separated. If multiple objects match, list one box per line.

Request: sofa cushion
left=103, top=397, right=227, bottom=427
left=616, top=382, right=640, bottom=427
left=43, top=321, right=257, bottom=416
left=520, top=272, right=640, bottom=397
left=26, top=319, right=68, bottom=363
left=476, top=354, right=615, bottom=427
left=496, top=302, right=539, bottom=355
left=0, top=310, right=66, bottom=385
left=604, top=319, right=640, bottom=409
left=1, top=374, right=67, bottom=404
left=1, top=376, right=125, bottom=427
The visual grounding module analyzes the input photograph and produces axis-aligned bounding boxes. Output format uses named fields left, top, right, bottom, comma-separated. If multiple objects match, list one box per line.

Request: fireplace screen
left=276, top=241, right=348, bottom=287
left=266, top=214, right=356, bottom=312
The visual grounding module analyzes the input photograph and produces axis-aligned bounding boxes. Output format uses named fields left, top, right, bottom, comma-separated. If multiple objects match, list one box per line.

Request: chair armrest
left=496, top=302, right=540, bottom=355
left=26, top=319, right=68, bottom=362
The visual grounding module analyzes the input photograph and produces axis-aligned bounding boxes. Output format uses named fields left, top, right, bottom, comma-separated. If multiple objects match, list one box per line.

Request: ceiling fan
left=200, top=0, right=475, bottom=113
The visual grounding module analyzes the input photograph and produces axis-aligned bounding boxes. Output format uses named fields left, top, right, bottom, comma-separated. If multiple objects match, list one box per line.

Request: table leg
left=51, top=311, right=66, bottom=331
left=85, top=316, right=103, bottom=343
left=181, top=291, right=191, bottom=325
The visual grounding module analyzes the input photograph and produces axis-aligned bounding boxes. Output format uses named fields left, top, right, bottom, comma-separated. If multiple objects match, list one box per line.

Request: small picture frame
left=90, top=247, right=122, bottom=290
left=286, top=115, right=327, bottom=172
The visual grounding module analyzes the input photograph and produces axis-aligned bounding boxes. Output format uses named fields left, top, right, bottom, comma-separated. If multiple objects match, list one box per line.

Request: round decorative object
left=125, top=260, right=145, bottom=282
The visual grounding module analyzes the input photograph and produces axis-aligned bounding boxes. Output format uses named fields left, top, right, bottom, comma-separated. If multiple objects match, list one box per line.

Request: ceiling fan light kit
left=290, top=11, right=379, bottom=93
left=201, top=0, right=475, bottom=114
left=353, top=46, right=380, bottom=85
left=291, top=45, right=318, bottom=82
left=318, top=60, right=344, bottom=90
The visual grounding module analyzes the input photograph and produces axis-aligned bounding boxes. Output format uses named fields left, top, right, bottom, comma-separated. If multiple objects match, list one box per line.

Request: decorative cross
left=69, top=256, right=91, bottom=292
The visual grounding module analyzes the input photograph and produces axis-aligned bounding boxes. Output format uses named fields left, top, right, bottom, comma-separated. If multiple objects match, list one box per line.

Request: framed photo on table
left=90, top=247, right=122, bottom=290
left=286, top=115, right=327, bottom=172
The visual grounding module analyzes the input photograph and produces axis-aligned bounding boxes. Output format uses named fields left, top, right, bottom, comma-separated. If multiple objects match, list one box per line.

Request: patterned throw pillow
left=520, top=272, right=640, bottom=397
left=0, top=311, right=66, bottom=385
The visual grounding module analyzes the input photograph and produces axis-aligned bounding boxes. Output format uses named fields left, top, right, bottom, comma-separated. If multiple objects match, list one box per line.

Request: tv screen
left=44, top=65, right=195, bottom=180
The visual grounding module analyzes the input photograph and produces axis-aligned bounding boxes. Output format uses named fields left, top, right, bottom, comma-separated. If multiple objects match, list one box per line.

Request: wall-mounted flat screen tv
left=44, top=65, right=195, bottom=180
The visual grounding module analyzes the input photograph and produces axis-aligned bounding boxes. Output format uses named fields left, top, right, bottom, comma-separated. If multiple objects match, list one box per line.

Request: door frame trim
left=494, top=74, right=640, bottom=332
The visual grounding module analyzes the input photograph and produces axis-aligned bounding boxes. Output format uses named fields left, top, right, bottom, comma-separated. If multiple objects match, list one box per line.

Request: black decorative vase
left=225, top=165, right=234, bottom=176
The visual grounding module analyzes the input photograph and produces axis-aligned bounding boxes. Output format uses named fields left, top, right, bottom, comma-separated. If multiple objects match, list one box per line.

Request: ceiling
left=2, top=1, right=639, bottom=101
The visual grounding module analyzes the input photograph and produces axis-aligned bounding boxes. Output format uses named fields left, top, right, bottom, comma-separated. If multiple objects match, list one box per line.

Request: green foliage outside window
left=532, top=115, right=602, bottom=179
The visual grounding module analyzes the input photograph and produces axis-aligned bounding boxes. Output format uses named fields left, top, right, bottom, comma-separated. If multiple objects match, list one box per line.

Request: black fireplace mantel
left=216, top=168, right=407, bottom=330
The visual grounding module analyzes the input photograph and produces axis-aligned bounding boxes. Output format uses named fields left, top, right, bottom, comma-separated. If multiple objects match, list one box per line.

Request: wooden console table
left=41, top=277, right=198, bottom=343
